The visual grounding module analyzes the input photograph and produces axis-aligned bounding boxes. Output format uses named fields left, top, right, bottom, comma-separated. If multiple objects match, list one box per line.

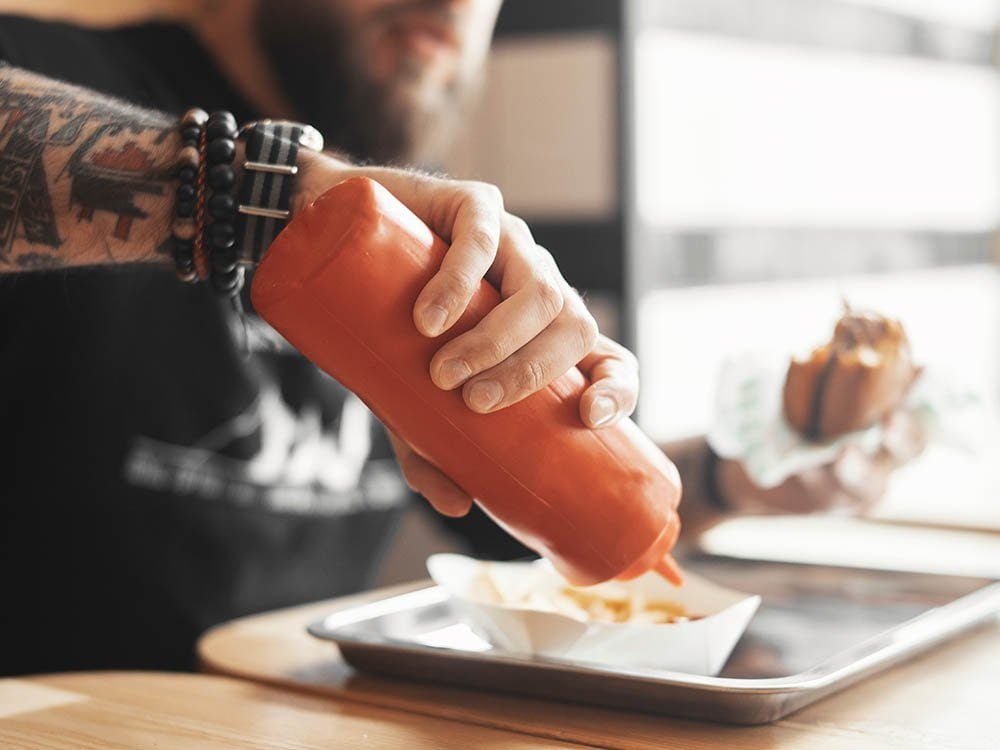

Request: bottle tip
left=655, top=555, right=684, bottom=586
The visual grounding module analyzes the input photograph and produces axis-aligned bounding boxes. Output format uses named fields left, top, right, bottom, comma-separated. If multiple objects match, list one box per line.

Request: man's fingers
left=413, top=182, right=503, bottom=337
left=881, top=409, right=929, bottom=465
left=461, top=296, right=599, bottom=413
left=405, top=456, right=475, bottom=517
left=484, top=213, right=540, bottom=287
left=832, top=446, right=893, bottom=512
left=430, top=246, right=564, bottom=390
left=388, top=433, right=474, bottom=517
left=578, top=335, right=639, bottom=428
left=579, top=366, right=637, bottom=428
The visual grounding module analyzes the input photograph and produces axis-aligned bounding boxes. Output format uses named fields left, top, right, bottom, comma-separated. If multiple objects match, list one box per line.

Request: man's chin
left=256, top=0, right=482, bottom=163
left=391, top=52, right=457, bottom=97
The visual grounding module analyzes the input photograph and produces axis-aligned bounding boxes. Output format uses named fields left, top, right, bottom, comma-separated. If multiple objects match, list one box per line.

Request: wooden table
left=0, top=671, right=590, bottom=748
left=198, top=582, right=1000, bottom=750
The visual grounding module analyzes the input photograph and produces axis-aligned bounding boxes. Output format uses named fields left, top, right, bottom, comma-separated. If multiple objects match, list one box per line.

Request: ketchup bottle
left=251, top=177, right=683, bottom=586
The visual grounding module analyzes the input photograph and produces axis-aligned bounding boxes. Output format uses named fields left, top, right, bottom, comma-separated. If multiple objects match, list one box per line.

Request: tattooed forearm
left=0, top=64, right=180, bottom=272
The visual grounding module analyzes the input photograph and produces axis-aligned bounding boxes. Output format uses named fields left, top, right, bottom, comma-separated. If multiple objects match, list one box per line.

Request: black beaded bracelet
left=202, top=110, right=243, bottom=297
left=171, top=107, right=207, bottom=283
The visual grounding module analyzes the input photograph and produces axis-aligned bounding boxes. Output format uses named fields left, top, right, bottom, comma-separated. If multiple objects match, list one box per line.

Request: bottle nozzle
left=655, top=554, right=684, bottom=586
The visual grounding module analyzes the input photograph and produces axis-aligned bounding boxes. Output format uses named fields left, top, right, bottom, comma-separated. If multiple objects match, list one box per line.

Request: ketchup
left=251, top=177, right=683, bottom=586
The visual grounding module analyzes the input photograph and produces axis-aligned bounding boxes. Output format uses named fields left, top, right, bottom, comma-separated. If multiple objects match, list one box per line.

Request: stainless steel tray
left=309, top=556, right=1000, bottom=724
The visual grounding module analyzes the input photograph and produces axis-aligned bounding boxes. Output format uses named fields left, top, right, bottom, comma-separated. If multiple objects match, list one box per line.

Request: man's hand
left=386, top=334, right=640, bottom=517
left=302, top=160, right=606, bottom=412
left=295, top=153, right=642, bottom=515
left=716, top=410, right=928, bottom=516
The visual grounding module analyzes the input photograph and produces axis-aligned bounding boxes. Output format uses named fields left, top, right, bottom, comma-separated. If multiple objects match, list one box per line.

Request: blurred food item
left=428, top=553, right=760, bottom=672
left=783, top=306, right=921, bottom=441
left=472, top=565, right=700, bottom=624
left=556, top=588, right=703, bottom=624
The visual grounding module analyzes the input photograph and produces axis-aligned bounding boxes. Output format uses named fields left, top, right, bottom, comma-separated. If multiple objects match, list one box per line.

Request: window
left=625, top=0, right=1000, bottom=442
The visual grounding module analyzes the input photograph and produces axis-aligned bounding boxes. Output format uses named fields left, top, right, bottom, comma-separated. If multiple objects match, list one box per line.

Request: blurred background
left=398, top=0, right=1000, bottom=578
left=451, top=0, right=999, bottom=437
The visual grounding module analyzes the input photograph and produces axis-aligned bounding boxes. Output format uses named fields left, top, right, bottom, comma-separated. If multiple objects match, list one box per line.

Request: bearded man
left=0, top=1, right=914, bottom=676
left=0, top=0, right=654, bottom=674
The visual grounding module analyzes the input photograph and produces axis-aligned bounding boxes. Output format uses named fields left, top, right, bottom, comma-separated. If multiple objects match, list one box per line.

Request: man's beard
left=255, top=0, right=477, bottom=166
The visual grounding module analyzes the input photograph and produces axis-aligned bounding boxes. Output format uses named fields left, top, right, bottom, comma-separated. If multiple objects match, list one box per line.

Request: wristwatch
left=236, top=120, right=324, bottom=263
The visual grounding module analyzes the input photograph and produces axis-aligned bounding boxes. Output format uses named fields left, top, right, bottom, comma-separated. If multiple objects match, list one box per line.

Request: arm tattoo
left=0, top=64, right=178, bottom=272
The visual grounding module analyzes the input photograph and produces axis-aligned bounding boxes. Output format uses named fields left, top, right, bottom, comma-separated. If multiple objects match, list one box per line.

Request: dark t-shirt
left=0, top=17, right=413, bottom=674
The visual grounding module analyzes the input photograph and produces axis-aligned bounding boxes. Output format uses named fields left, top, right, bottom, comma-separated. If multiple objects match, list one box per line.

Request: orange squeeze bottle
left=251, top=177, right=683, bottom=586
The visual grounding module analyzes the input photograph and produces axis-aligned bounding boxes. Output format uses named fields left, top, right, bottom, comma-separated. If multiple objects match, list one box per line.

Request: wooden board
left=0, top=671, right=596, bottom=749
left=198, top=581, right=1000, bottom=750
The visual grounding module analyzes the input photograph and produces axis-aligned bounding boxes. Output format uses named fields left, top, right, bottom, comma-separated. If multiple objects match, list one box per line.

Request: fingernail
left=590, top=395, right=618, bottom=427
left=418, top=304, right=449, bottom=336
left=468, top=380, right=502, bottom=412
left=438, top=358, right=471, bottom=389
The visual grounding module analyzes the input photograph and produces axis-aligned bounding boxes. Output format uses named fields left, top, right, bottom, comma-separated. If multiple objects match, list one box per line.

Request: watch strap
left=237, top=122, right=304, bottom=263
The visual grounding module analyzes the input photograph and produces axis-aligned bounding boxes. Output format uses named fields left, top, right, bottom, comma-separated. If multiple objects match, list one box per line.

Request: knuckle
left=463, top=180, right=500, bottom=207
left=563, top=283, right=587, bottom=307
left=410, top=171, right=436, bottom=192
left=464, top=226, right=498, bottom=260
left=533, top=275, right=565, bottom=320
left=476, top=181, right=504, bottom=207
left=483, top=334, right=509, bottom=365
left=514, top=358, right=547, bottom=394
left=535, top=244, right=558, bottom=272
left=574, top=313, right=600, bottom=354
left=467, top=331, right=508, bottom=367
left=507, top=214, right=534, bottom=242
left=440, top=266, right=478, bottom=298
